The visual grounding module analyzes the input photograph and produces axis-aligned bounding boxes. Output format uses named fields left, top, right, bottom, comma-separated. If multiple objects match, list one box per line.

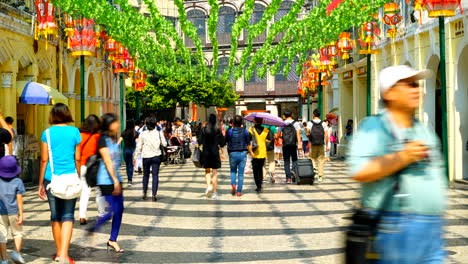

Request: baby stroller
left=166, top=137, right=186, bottom=164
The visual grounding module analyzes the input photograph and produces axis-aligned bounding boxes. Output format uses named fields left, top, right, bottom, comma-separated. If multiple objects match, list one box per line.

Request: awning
left=16, top=81, right=68, bottom=105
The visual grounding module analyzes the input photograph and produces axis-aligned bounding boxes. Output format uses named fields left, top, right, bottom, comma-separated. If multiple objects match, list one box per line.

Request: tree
left=126, top=75, right=239, bottom=110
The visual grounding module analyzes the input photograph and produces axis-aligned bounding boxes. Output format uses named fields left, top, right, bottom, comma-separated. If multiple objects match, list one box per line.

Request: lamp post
left=318, top=72, right=323, bottom=118
left=120, top=73, right=124, bottom=132
left=422, top=0, right=462, bottom=179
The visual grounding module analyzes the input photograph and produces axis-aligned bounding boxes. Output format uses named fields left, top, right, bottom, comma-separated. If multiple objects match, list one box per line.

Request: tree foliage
left=126, top=76, right=238, bottom=110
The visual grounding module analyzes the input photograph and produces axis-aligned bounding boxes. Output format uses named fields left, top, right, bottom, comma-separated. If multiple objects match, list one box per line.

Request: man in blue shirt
left=348, top=65, right=446, bottom=263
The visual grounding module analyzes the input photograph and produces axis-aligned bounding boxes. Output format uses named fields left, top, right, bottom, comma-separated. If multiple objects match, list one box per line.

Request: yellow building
left=336, top=3, right=468, bottom=182
left=0, top=1, right=121, bottom=182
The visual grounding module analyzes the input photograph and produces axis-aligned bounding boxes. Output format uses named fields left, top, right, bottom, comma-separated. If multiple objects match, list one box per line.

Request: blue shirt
left=347, top=111, right=446, bottom=215
left=97, top=136, right=122, bottom=185
left=0, top=177, right=25, bottom=215
left=41, top=126, right=81, bottom=182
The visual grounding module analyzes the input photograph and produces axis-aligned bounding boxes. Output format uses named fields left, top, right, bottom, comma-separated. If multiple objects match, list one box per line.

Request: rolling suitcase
left=292, top=159, right=315, bottom=185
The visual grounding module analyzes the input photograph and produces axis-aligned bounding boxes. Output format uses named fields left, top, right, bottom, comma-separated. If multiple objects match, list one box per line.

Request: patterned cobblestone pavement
left=8, top=159, right=468, bottom=263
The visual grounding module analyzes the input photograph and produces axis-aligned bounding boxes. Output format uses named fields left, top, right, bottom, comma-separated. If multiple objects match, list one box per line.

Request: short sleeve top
left=347, top=111, right=446, bottom=215
left=0, top=177, right=25, bottom=215
left=41, top=126, right=81, bottom=182
left=79, top=132, right=100, bottom=165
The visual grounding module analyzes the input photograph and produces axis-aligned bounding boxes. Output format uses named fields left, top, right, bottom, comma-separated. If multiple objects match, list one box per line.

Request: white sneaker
left=318, top=176, right=323, bottom=182
left=205, top=185, right=213, bottom=198
left=11, top=251, right=25, bottom=264
left=211, top=193, right=219, bottom=199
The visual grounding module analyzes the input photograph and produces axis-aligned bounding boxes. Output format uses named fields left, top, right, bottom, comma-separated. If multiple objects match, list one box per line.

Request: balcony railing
left=242, top=82, right=267, bottom=96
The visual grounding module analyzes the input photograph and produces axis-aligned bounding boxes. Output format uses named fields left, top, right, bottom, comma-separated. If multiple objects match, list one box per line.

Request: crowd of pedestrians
left=0, top=65, right=449, bottom=264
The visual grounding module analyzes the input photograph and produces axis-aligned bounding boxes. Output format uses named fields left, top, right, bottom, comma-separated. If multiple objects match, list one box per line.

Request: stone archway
left=424, top=55, right=440, bottom=136
left=455, top=46, right=468, bottom=180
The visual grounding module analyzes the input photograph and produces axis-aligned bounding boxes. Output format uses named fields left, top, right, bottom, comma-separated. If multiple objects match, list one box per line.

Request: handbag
left=158, top=130, right=168, bottom=162
left=45, top=129, right=82, bottom=200
left=192, top=146, right=202, bottom=168
left=85, top=154, right=100, bottom=187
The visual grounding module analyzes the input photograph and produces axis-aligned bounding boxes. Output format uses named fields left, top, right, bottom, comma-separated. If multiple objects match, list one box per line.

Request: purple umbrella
left=244, top=112, right=287, bottom=127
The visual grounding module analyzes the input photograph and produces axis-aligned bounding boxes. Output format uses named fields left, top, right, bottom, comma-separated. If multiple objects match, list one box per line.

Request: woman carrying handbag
left=134, top=116, right=167, bottom=201
left=38, top=103, right=82, bottom=264
left=87, top=113, right=125, bottom=253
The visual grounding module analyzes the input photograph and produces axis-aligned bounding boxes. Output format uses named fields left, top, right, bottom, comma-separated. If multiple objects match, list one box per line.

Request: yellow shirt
left=249, top=126, right=269, bottom=159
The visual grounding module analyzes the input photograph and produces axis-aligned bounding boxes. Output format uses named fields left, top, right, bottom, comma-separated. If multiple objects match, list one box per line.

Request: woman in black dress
left=200, top=114, right=225, bottom=199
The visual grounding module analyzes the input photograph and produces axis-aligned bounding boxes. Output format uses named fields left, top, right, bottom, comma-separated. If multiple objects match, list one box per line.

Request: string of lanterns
left=297, top=0, right=463, bottom=97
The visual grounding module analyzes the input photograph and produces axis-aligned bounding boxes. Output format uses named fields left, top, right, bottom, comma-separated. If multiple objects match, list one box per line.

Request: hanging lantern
left=359, top=21, right=381, bottom=54
left=383, top=3, right=402, bottom=38
left=337, top=32, right=353, bottom=60
left=423, top=0, right=462, bottom=17
left=69, top=17, right=96, bottom=57
left=94, top=25, right=102, bottom=48
left=327, top=42, right=338, bottom=66
left=63, top=13, right=75, bottom=48
left=34, top=0, right=58, bottom=47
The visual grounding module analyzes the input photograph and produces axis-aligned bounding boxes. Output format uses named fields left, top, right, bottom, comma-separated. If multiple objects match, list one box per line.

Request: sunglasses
left=396, top=81, right=420, bottom=88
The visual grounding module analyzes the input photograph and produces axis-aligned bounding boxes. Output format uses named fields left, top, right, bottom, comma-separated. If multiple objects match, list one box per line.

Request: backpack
left=282, top=121, right=297, bottom=147
left=309, top=121, right=325, bottom=145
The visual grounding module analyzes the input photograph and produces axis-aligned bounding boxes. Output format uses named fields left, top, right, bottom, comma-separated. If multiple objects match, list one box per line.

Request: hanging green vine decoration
left=173, top=0, right=207, bottom=79
left=207, top=0, right=220, bottom=78
left=238, top=0, right=282, bottom=81
left=227, top=0, right=255, bottom=80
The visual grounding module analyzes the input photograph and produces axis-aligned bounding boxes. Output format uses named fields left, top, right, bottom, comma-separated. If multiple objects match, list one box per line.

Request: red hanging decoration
left=69, top=18, right=96, bottom=57
left=35, top=0, right=58, bottom=47
left=337, top=32, right=353, bottom=60
left=423, top=0, right=463, bottom=17
left=383, top=2, right=403, bottom=38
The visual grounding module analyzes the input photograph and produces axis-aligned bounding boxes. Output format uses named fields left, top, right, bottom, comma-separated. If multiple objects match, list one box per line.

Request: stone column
left=1, top=72, right=17, bottom=118
left=265, top=98, right=278, bottom=117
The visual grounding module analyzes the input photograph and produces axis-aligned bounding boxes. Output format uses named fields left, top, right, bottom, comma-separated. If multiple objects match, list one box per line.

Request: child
left=0, top=156, right=25, bottom=264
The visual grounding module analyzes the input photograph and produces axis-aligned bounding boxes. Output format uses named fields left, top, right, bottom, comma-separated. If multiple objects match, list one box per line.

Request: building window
left=274, top=1, right=293, bottom=22
left=275, top=60, right=300, bottom=82
left=245, top=58, right=266, bottom=83
left=187, top=9, right=206, bottom=36
left=218, top=6, right=235, bottom=34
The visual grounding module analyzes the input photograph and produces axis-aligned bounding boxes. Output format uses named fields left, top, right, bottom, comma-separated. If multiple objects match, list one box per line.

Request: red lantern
left=69, top=17, right=96, bottom=57
left=105, top=38, right=116, bottom=52
left=423, top=0, right=462, bottom=17
left=35, top=0, right=57, bottom=44
left=383, top=3, right=402, bottom=38
left=337, top=32, right=353, bottom=60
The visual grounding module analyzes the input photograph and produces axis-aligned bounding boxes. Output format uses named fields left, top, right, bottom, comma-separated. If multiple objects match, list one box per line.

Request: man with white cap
left=347, top=65, right=447, bottom=263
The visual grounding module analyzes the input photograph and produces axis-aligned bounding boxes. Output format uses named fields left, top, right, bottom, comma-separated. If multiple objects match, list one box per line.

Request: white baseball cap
left=379, top=65, right=432, bottom=94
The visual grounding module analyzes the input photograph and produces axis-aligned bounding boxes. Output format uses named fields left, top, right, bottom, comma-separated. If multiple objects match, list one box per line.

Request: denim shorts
left=45, top=181, right=77, bottom=222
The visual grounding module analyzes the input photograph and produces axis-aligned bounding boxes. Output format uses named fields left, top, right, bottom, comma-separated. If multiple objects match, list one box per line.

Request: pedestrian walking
left=78, top=114, right=106, bottom=225
left=301, top=122, right=309, bottom=155
left=0, top=156, right=25, bottom=264
left=0, top=110, right=13, bottom=159
left=88, top=113, right=125, bottom=253
left=134, top=119, right=146, bottom=174
left=281, top=111, right=302, bottom=184
left=263, top=125, right=276, bottom=183
left=119, top=120, right=138, bottom=186
left=225, top=115, right=251, bottom=196
left=199, top=114, right=226, bottom=199
left=307, top=109, right=327, bottom=182
left=248, top=117, right=271, bottom=193
left=324, top=120, right=332, bottom=162
left=274, top=130, right=283, bottom=167
left=345, top=119, right=353, bottom=141
left=348, top=65, right=446, bottom=263
left=134, top=116, right=167, bottom=201
left=3, top=117, right=17, bottom=157
left=38, top=103, right=81, bottom=264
